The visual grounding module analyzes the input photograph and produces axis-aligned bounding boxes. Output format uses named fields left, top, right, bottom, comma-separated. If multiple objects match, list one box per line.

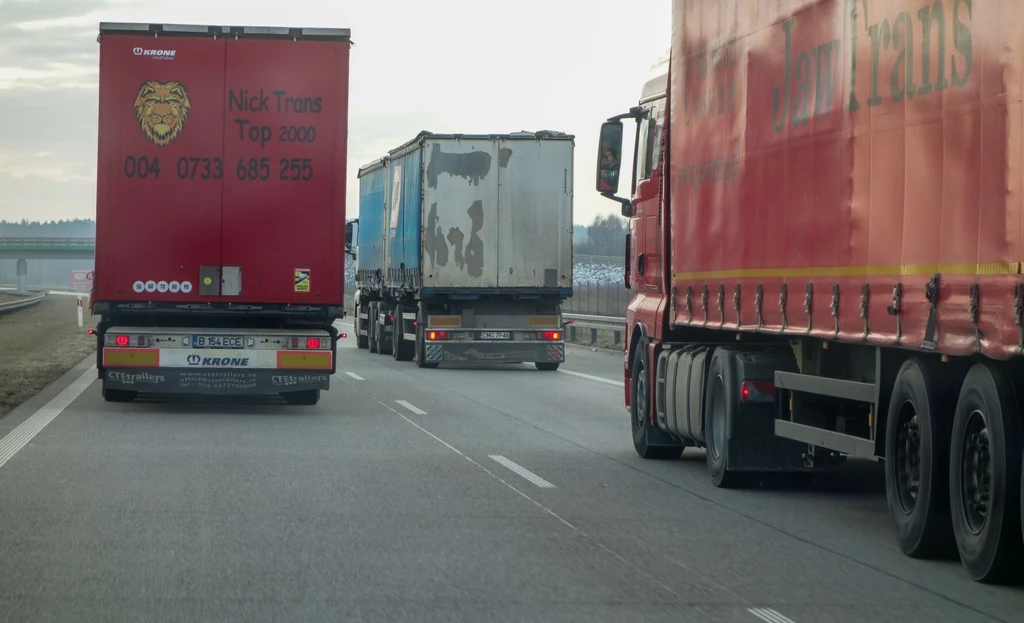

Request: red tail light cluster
left=115, top=335, right=130, bottom=346
left=288, top=336, right=329, bottom=349
left=539, top=331, right=562, bottom=341
left=426, top=330, right=449, bottom=341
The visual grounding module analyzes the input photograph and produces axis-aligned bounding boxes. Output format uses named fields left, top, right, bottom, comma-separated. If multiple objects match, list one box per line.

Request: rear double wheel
left=392, top=304, right=415, bottom=361
left=413, top=304, right=439, bottom=369
left=948, top=362, right=1023, bottom=583
left=367, top=302, right=379, bottom=353
left=884, top=357, right=957, bottom=558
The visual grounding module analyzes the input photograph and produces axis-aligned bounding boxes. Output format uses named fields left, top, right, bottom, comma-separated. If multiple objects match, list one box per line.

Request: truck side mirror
left=344, top=220, right=358, bottom=259
left=596, top=121, right=624, bottom=196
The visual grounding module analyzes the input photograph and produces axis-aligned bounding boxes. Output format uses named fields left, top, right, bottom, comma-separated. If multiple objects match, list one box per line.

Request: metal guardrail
left=0, top=291, right=47, bottom=315
left=0, top=237, right=96, bottom=247
left=563, top=313, right=626, bottom=347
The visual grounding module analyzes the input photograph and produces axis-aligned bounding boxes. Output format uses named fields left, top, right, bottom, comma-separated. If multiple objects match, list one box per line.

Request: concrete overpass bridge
left=0, top=237, right=95, bottom=292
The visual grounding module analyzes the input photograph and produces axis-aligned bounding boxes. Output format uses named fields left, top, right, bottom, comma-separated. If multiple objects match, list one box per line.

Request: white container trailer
left=347, top=131, right=575, bottom=369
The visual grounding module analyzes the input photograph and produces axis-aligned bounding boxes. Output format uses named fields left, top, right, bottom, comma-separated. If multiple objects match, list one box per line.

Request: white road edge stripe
left=489, top=455, right=555, bottom=488
left=748, top=608, right=796, bottom=623
left=0, top=367, right=96, bottom=470
left=559, top=369, right=619, bottom=386
left=396, top=400, right=426, bottom=415
left=346, top=372, right=365, bottom=381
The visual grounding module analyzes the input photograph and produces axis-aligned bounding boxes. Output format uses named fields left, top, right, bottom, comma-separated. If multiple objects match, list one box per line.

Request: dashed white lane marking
left=748, top=608, right=796, bottom=623
left=559, top=369, right=619, bottom=386
left=396, top=400, right=427, bottom=415
left=489, top=455, right=555, bottom=488
left=346, top=372, right=365, bottom=381
left=0, top=367, right=95, bottom=470
left=377, top=398, right=703, bottom=604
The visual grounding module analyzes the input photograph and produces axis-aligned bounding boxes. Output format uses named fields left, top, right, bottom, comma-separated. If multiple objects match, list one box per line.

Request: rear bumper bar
left=424, top=340, right=565, bottom=364
left=102, top=367, right=330, bottom=394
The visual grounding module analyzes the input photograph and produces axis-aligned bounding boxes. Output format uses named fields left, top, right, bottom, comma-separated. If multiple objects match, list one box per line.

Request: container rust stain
left=427, top=143, right=491, bottom=188
left=498, top=147, right=513, bottom=168
left=443, top=200, right=486, bottom=278
left=426, top=202, right=449, bottom=268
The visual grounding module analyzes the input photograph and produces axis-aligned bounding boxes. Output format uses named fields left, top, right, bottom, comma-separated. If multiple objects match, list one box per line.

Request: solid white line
left=345, top=372, right=365, bottom=381
left=395, top=400, right=426, bottom=415
left=0, top=367, right=96, bottom=470
left=489, top=455, right=555, bottom=488
left=748, top=608, right=796, bottom=623
left=559, top=369, right=619, bottom=386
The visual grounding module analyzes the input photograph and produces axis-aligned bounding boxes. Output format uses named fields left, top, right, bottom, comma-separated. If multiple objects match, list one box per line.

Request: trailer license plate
left=478, top=331, right=510, bottom=340
left=193, top=335, right=245, bottom=349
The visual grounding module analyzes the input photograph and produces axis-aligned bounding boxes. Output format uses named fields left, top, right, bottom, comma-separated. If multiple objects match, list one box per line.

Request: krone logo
left=133, top=80, right=191, bottom=147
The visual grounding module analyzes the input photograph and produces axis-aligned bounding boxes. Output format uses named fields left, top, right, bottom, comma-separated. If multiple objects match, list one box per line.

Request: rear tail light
left=289, top=336, right=329, bottom=349
left=340, top=332, right=348, bottom=339
left=115, top=335, right=129, bottom=347
left=539, top=331, right=562, bottom=341
left=740, top=380, right=775, bottom=403
left=426, top=330, right=449, bottom=340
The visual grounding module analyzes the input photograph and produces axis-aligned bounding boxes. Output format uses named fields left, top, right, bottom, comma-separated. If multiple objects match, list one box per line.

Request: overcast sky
left=0, top=0, right=669, bottom=226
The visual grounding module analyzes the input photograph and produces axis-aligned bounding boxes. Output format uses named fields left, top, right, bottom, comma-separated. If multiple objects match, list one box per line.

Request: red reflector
left=306, top=337, right=321, bottom=349
left=540, top=331, right=562, bottom=341
left=136, top=335, right=146, bottom=346
left=115, top=335, right=129, bottom=347
left=290, top=337, right=299, bottom=349
left=740, top=380, right=775, bottom=402
left=427, top=330, right=448, bottom=340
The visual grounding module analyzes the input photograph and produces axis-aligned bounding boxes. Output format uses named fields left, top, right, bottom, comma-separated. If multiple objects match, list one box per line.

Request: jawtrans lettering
left=772, top=0, right=973, bottom=132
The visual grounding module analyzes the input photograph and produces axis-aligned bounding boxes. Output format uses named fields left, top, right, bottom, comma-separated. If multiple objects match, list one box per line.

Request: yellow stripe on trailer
left=427, top=315, right=461, bottom=328
left=103, top=348, right=160, bottom=367
left=276, top=351, right=333, bottom=370
left=527, top=315, right=560, bottom=327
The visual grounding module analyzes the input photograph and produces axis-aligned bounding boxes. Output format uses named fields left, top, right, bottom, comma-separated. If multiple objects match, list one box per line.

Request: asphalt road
left=1, top=327, right=1022, bottom=622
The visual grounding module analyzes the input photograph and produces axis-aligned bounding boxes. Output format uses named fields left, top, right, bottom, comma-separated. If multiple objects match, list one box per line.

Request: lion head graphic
left=133, top=80, right=191, bottom=147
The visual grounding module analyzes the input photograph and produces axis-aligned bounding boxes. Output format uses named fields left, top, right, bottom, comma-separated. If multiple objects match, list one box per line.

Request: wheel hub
left=960, top=409, right=992, bottom=535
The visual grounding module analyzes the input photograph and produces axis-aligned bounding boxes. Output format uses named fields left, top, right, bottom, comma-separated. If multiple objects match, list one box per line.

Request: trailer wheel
left=630, top=338, right=683, bottom=460
left=414, top=307, right=439, bottom=369
left=392, top=304, right=414, bottom=361
left=535, top=362, right=559, bottom=371
left=368, top=302, right=379, bottom=353
left=282, top=389, right=320, bottom=406
left=102, top=387, right=136, bottom=403
left=884, top=357, right=957, bottom=559
left=948, top=362, right=1023, bottom=583
left=356, top=303, right=369, bottom=350
left=704, top=350, right=757, bottom=489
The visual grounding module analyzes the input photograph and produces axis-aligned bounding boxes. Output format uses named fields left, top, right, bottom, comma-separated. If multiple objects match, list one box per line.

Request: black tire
left=282, top=389, right=320, bottom=405
left=376, top=304, right=392, bottom=356
left=535, top=362, right=559, bottom=371
left=884, top=357, right=958, bottom=559
left=356, top=305, right=369, bottom=350
left=630, top=338, right=683, bottom=460
left=368, top=302, right=379, bottom=353
left=705, top=350, right=758, bottom=489
left=102, top=387, right=137, bottom=402
left=949, top=362, right=1023, bottom=583
left=392, top=304, right=414, bottom=361
left=414, top=307, right=439, bottom=369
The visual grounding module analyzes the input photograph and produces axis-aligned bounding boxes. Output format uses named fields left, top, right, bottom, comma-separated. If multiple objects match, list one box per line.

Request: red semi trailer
left=597, top=0, right=1024, bottom=583
left=91, top=22, right=351, bottom=405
